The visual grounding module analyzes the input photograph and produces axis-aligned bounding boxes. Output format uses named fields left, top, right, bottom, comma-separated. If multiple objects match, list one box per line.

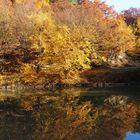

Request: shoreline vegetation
left=0, top=67, right=140, bottom=91
left=0, top=0, right=140, bottom=90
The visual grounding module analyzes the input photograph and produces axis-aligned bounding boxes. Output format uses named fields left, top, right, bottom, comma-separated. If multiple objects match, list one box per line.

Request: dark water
left=0, top=87, right=140, bottom=140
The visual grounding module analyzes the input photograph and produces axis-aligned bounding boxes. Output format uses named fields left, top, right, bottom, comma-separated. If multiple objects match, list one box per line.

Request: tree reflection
left=0, top=89, right=140, bottom=140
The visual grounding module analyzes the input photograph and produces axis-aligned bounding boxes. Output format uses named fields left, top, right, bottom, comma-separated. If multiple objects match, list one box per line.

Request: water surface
left=0, top=87, right=140, bottom=140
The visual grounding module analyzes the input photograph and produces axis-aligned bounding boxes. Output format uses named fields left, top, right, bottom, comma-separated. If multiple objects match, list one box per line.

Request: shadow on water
left=0, top=87, right=140, bottom=140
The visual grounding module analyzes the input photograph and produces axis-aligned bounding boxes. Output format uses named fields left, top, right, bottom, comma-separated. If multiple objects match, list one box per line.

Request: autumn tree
left=0, top=0, right=40, bottom=73
left=51, top=1, right=135, bottom=64
left=19, top=0, right=136, bottom=85
left=0, top=0, right=137, bottom=85
left=24, top=4, right=91, bottom=85
left=123, top=8, right=140, bottom=50
left=0, top=0, right=19, bottom=72
left=123, top=8, right=140, bottom=25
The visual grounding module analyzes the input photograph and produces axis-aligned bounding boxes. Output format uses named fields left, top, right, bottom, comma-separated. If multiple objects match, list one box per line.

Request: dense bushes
left=0, top=0, right=139, bottom=85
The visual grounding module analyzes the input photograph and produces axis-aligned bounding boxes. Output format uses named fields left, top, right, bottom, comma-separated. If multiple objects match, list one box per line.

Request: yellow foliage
left=1, top=0, right=137, bottom=85
left=96, top=16, right=135, bottom=53
left=135, top=17, right=140, bottom=48
left=16, top=0, right=49, bottom=5
left=15, top=0, right=26, bottom=3
left=35, top=0, right=49, bottom=9
left=116, top=17, right=136, bottom=52
left=20, top=64, right=38, bottom=85
left=29, top=9, right=92, bottom=84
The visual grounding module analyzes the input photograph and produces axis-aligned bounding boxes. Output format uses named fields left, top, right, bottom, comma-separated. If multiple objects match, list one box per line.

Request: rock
left=108, top=52, right=129, bottom=67
left=104, top=95, right=129, bottom=107
left=35, top=85, right=45, bottom=89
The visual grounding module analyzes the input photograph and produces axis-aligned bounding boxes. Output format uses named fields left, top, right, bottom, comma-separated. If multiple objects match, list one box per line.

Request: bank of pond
left=0, top=66, right=140, bottom=91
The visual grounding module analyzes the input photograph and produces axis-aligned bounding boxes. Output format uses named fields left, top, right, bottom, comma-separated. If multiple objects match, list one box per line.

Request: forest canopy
left=0, top=0, right=139, bottom=86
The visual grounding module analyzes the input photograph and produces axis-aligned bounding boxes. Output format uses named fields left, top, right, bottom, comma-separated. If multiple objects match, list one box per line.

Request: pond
left=0, top=86, right=140, bottom=140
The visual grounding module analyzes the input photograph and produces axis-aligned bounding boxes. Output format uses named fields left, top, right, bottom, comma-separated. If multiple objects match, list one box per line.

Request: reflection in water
left=0, top=88, right=140, bottom=140
left=125, top=132, right=140, bottom=140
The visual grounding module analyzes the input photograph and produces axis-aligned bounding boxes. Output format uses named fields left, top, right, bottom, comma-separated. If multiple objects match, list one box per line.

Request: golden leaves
left=35, top=0, right=49, bottom=9
left=20, top=64, right=37, bottom=84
